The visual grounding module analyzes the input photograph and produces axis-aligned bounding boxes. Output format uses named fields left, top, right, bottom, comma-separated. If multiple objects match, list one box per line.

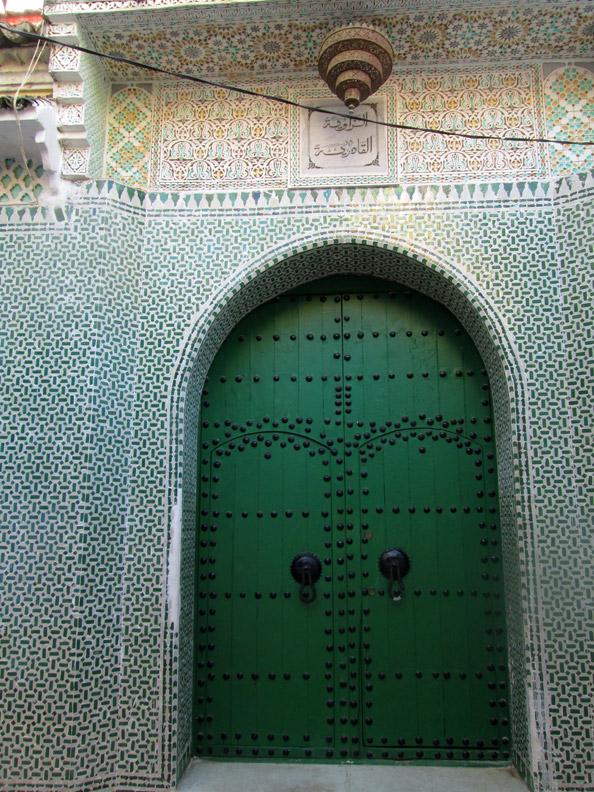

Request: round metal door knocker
left=290, top=552, right=322, bottom=604
left=378, top=548, right=410, bottom=602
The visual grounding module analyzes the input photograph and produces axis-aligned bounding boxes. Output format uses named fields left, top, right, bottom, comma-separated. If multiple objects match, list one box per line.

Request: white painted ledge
left=179, top=760, right=530, bottom=792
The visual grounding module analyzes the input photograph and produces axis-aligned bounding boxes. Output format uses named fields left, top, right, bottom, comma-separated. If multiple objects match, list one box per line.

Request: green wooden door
left=195, top=276, right=511, bottom=763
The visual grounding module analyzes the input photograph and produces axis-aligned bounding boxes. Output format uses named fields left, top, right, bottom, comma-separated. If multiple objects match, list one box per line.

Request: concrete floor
left=179, top=760, right=530, bottom=792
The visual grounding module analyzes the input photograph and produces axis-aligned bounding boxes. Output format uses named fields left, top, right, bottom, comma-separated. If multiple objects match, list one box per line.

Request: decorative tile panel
left=75, top=4, right=594, bottom=81
left=57, top=101, right=86, bottom=130
left=395, top=65, right=546, bottom=183
left=49, top=23, right=110, bottom=180
left=48, top=40, right=81, bottom=76
left=107, top=64, right=555, bottom=190
left=62, top=145, right=90, bottom=176
left=44, top=0, right=594, bottom=19
left=49, top=26, right=89, bottom=181
left=152, top=84, right=289, bottom=190
left=545, top=64, right=594, bottom=176
left=0, top=157, right=45, bottom=203
left=105, top=84, right=153, bottom=186
left=52, top=81, right=85, bottom=103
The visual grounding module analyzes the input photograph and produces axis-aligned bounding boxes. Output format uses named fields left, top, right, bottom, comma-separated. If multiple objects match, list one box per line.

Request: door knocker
left=378, top=548, right=410, bottom=602
left=290, top=552, right=322, bottom=604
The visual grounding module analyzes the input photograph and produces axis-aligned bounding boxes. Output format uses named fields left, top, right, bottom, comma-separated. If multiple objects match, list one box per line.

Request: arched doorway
left=193, top=275, right=511, bottom=763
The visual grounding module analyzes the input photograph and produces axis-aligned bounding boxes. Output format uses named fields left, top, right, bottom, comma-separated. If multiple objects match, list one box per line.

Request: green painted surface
left=195, top=276, right=510, bottom=763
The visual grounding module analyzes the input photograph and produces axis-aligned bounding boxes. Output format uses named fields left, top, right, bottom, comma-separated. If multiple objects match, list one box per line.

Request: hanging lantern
left=318, top=25, right=393, bottom=111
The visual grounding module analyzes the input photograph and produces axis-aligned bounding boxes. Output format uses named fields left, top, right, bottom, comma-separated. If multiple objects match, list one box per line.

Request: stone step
left=179, top=760, right=530, bottom=792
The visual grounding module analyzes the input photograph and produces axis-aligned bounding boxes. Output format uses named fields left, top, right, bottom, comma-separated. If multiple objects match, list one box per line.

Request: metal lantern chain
left=318, top=25, right=394, bottom=111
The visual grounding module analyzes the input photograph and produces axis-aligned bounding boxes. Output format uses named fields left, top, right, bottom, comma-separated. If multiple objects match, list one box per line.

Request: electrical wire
left=2, top=21, right=594, bottom=148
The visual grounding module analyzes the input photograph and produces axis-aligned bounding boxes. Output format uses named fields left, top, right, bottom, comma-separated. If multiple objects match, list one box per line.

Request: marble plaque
left=297, top=98, right=388, bottom=182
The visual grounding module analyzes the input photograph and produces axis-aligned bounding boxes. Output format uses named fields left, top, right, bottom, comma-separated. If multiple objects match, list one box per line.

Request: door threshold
left=178, top=759, right=530, bottom=791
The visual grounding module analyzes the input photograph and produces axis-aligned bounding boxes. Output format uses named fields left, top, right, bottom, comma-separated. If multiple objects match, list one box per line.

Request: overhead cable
left=2, top=22, right=594, bottom=148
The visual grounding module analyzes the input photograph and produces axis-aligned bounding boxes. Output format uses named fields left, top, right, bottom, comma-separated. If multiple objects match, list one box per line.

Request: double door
left=195, top=276, right=510, bottom=762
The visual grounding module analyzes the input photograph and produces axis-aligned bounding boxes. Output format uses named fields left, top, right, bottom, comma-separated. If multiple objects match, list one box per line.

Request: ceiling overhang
left=43, top=0, right=594, bottom=82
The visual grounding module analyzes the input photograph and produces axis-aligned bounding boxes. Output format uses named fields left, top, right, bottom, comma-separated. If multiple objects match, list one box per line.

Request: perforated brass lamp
left=318, top=25, right=393, bottom=111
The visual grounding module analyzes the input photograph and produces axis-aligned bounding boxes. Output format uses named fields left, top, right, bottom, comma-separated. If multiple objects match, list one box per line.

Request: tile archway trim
left=163, top=229, right=550, bottom=790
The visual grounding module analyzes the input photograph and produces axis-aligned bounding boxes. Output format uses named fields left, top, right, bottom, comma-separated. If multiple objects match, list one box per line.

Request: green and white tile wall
left=550, top=189, right=594, bottom=789
left=1, top=173, right=593, bottom=791
left=79, top=32, right=111, bottom=180
left=0, top=199, right=145, bottom=788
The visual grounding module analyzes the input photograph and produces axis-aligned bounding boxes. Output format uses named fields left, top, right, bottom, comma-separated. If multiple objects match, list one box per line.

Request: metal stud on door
left=195, top=276, right=511, bottom=763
